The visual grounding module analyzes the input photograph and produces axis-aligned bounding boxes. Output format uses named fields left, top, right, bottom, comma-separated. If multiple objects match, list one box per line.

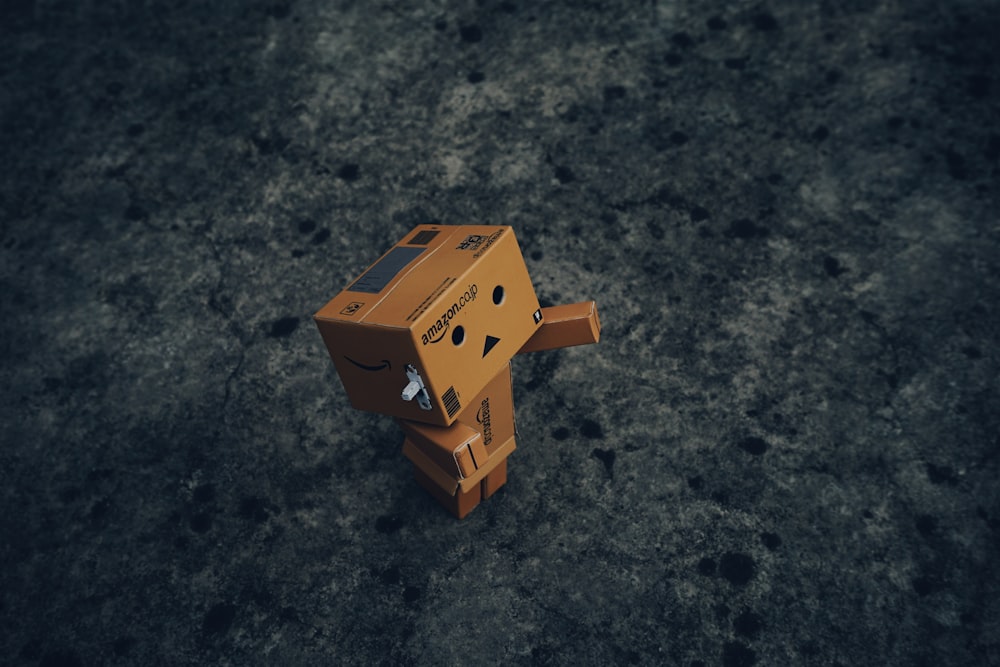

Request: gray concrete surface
left=2, top=1, right=998, bottom=665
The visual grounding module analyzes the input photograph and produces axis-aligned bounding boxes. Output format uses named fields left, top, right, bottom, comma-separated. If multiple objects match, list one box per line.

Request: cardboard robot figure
left=314, top=225, right=600, bottom=518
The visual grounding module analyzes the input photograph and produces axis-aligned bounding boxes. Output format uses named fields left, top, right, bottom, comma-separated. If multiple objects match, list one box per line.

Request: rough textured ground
left=2, top=1, right=998, bottom=665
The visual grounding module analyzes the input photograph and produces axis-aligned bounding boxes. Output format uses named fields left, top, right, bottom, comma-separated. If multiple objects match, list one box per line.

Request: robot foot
left=412, top=457, right=509, bottom=519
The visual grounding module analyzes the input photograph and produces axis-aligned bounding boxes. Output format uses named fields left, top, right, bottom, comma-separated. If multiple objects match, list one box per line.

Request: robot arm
left=517, top=301, right=601, bottom=354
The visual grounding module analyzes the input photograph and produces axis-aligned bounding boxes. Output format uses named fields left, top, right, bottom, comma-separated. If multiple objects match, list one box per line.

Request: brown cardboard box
left=399, top=421, right=486, bottom=484
left=398, top=363, right=517, bottom=494
left=314, top=225, right=542, bottom=426
left=518, top=301, right=601, bottom=353
left=402, top=435, right=516, bottom=497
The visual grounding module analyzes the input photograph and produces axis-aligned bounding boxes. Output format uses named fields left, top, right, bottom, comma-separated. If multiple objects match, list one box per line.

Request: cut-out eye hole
left=492, top=285, right=505, bottom=305
left=451, top=325, right=465, bottom=345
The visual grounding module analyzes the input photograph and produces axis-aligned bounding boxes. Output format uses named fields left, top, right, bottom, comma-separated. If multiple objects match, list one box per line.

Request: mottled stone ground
left=2, top=1, right=998, bottom=665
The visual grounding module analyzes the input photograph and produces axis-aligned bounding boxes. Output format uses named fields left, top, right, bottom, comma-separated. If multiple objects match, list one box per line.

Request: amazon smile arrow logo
left=344, top=356, right=392, bottom=372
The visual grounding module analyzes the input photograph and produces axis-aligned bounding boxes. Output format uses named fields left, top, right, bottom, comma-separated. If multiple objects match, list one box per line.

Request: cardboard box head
left=314, top=225, right=542, bottom=426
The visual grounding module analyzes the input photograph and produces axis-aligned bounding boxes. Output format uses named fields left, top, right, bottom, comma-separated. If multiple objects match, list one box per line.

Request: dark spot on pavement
left=376, top=514, right=403, bottom=533
left=269, top=316, right=299, bottom=338
left=752, top=12, right=778, bottom=31
left=719, top=552, right=756, bottom=586
left=591, top=448, right=615, bottom=476
left=723, top=641, right=757, bottom=667
left=238, top=496, right=272, bottom=523
left=580, top=419, right=604, bottom=439
left=707, top=16, right=727, bottom=30
left=202, top=602, right=236, bottom=635
left=460, top=24, right=483, bottom=43
left=734, top=610, right=763, bottom=638
left=926, top=463, right=959, bottom=485
left=555, top=165, right=576, bottom=183
left=338, top=163, right=360, bottom=181
left=760, top=532, right=782, bottom=550
left=727, top=218, right=768, bottom=239
left=823, top=255, right=846, bottom=277
left=738, top=436, right=768, bottom=455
